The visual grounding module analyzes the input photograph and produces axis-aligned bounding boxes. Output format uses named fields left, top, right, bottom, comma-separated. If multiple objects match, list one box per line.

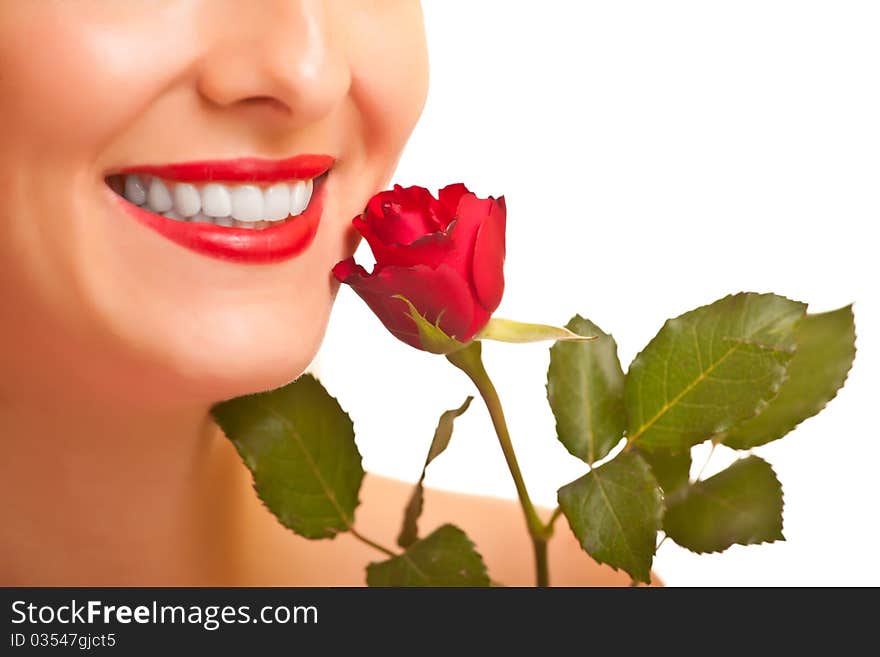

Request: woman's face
left=0, top=1, right=428, bottom=408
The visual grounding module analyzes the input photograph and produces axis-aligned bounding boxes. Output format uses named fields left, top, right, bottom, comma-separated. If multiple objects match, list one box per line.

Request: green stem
left=350, top=527, right=397, bottom=558
left=447, top=342, right=551, bottom=587
left=533, top=538, right=549, bottom=588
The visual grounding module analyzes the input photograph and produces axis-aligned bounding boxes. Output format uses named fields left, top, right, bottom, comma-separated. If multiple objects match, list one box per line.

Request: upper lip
left=116, top=154, right=335, bottom=184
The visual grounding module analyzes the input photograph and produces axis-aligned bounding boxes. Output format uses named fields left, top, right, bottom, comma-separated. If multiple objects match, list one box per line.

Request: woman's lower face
left=0, top=1, right=429, bottom=407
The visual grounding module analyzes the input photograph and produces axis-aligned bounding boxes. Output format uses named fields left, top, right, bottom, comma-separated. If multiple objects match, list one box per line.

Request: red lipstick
left=112, top=155, right=333, bottom=264
left=120, top=154, right=335, bottom=183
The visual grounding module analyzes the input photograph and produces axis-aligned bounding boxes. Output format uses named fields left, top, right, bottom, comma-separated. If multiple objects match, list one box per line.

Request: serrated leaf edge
left=368, top=523, right=490, bottom=587
left=214, top=373, right=364, bottom=540
left=558, top=453, right=663, bottom=584
left=625, top=292, right=807, bottom=451
left=722, top=304, right=857, bottom=449
left=666, top=456, right=786, bottom=555
left=546, top=314, right=625, bottom=465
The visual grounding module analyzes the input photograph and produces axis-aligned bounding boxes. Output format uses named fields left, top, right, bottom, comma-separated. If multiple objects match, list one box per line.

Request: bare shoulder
left=357, top=471, right=659, bottom=587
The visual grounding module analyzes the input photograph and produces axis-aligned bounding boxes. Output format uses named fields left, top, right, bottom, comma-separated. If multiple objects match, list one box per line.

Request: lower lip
left=114, top=176, right=326, bottom=264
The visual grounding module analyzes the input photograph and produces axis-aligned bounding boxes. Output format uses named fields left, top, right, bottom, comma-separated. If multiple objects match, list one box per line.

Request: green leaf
left=557, top=451, right=663, bottom=583
left=634, top=447, right=692, bottom=494
left=398, top=397, right=473, bottom=548
left=722, top=305, right=856, bottom=449
left=664, top=456, right=784, bottom=553
left=625, top=292, right=806, bottom=453
left=547, top=315, right=626, bottom=464
left=367, top=524, right=491, bottom=587
left=211, top=374, right=363, bottom=539
left=476, top=317, right=596, bottom=344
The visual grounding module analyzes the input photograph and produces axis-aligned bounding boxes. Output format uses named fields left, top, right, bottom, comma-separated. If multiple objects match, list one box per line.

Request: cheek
left=0, top=7, right=201, bottom=299
left=0, top=11, right=207, bottom=404
left=345, top=3, right=429, bottom=175
left=0, top=4, right=202, bottom=161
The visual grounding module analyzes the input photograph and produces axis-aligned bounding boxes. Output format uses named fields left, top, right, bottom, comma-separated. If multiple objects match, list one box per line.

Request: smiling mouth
left=105, top=155, right=334, bottom=264
left=105, top=172, right=326, bottom=230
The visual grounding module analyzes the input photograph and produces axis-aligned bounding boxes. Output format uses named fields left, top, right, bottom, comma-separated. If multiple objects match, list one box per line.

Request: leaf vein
left=591, top=471, right=636, bottom=566
left=255, top=400, right=353, bottom=529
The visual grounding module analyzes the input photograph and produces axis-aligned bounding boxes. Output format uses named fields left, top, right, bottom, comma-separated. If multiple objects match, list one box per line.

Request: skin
left=0, top=0, right=640, bottom=586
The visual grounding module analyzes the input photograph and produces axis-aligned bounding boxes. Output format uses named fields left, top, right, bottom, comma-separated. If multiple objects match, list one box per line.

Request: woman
left=0, top=1, right=635, bottom=586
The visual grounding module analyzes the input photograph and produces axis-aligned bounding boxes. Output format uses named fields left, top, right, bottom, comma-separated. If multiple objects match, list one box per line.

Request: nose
left=195, top=0, right=350, bottom=127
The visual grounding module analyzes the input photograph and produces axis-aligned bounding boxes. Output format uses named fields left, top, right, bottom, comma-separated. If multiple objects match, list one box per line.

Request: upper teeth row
left=123, top=175, right=314, bottom=224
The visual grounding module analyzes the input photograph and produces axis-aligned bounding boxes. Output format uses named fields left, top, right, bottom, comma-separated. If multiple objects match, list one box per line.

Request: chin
left=186, top=325, right=328, bottom=407
left=99, top=300, right=333, bottom=409
left=218, top=337, right=324, bottom=403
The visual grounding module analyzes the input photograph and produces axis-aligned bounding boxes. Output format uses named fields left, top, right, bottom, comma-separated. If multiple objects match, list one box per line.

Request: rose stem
left=446, top=341, right=552, bottom=587
left=349, top=528, right=398, bottom=558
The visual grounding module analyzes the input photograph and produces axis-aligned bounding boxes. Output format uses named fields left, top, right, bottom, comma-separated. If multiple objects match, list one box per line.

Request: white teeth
left=147, top=178, right=173, bottom=213
left=190, top=212, right=232, bottom=227
left=264, top=183, right=291, bottom=221
left=124, top=175, right=147, bottom=205
left=202, top=184, right=231, bottom=217
left=119, top=174, right=317, bottom=228
left=173, top=183, right=201, bottom=217
left=289, top=179, right=313, bottom=216
left=231, top=185, right=264, bottom=222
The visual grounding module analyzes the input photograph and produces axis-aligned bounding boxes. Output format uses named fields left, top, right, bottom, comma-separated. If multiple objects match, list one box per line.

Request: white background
left=318, top=1, right=879, bottom=585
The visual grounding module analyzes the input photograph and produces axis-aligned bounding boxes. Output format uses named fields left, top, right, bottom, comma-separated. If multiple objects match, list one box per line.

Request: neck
left=0, top=396, right=260, bottom=585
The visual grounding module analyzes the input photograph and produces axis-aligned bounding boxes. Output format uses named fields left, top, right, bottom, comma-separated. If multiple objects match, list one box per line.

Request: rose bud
left=332, top=183, right=506, bottom=352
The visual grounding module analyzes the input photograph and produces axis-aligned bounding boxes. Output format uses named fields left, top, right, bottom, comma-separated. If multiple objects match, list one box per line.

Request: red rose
left=332, top=183, right=506, bottom=351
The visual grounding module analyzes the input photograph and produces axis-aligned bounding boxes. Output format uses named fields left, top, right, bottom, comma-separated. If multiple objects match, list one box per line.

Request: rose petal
left=334, top=261, right=479, bottom=349
left=334, top=183, right=504, bottom=350
left=354, top=214, right=452, bottom=269
left=438, top=193, right=495, bottom=294
left=437, top=183, right=471, bottom=227
left=471, top=195, right=506, bottom=312
left=396, top=185, right=451, bottom=231
left=331, top=256, right=364, bottom=283
left=363, top=186, right=447, bottom=246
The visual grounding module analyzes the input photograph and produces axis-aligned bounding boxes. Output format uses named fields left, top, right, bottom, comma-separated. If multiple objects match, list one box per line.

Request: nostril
left=241, top=95, right=292, bottom=115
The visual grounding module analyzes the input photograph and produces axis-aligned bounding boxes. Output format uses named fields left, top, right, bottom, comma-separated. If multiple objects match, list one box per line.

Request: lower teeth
left=159, top=213, right=287, bottom=230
